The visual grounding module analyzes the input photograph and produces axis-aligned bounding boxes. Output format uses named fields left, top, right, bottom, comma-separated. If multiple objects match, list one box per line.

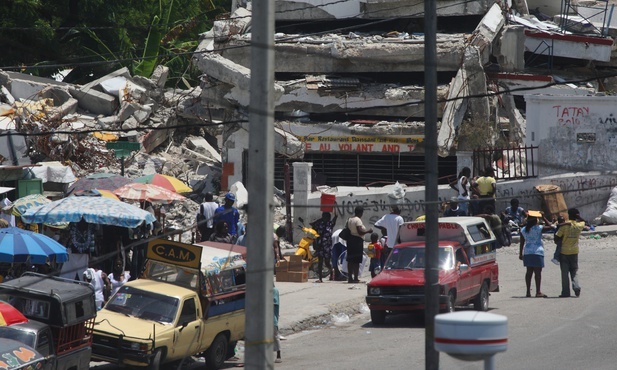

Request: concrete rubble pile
left=0, top=66, right=230, bottom=234
left=0, top=64, right=294, bottom=236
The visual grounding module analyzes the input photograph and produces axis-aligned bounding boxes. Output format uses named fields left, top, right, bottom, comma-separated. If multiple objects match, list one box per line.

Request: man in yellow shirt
left=475, top=167, right=497, bottom=213
left=555, top=208, right=585, bottom=298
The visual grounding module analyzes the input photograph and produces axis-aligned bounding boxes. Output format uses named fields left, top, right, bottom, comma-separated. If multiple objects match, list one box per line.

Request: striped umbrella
left=135, top=174, right=192, bottom=193
left=113, top=183, right=186, bottom=204
left=0, top=301, right=28, bottom=326
left=0, top=227, right=69, bottom=264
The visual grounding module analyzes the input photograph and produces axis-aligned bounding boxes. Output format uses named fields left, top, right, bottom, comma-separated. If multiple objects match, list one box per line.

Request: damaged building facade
left=191, top=0, right=617, bottom=223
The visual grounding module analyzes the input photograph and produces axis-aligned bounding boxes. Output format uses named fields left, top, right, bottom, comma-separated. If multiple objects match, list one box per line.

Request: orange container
left=320, top=193, right=336, bottom=212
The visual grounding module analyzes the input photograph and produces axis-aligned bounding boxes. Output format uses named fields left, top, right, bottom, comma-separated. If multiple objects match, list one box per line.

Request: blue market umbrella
left=0, top=227, right=69, bottom=264
left=21, top=196, right=156, bottom=228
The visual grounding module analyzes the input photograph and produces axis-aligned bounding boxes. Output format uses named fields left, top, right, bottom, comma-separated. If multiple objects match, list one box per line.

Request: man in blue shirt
left=213, top=193, right=241, bottom=240
left=502, top=198, right=527, bottom=226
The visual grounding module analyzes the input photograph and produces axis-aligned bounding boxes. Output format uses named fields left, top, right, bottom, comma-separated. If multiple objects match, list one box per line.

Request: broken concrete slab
left=470, top=2, right=506, bottom=64
left=80, top=67, right=132, bottom=92
left=276, top=79, right=448, bottom=118
left=193, top=52, right=284, bottom=99
left=185, top=136, right=221, bottom=163
left=465, top=47, right=489, bottom=136
left=495, top=25, right=526, bottom=72
left=5, top=71, right=69, bottom=101
left=213, top=34, right=466, bottom=73
left=39, top=86, right=79, bottom=121
left=150, top=65, right=170, bottom=89
left=68, top=86, right=118, bottom=116
left=133, top=105, right=152, bottom=124
left=438, top=66, right=469, bottom=157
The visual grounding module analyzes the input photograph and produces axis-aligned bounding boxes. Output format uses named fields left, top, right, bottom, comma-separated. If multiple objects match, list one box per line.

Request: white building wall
left=290, top=170, right=616, bottom=242
left=525, top=94, right=617, bottom=176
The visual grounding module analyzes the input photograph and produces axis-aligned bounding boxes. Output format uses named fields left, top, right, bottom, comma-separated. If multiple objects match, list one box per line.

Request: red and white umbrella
left=113, top=183, right=186, bottom=204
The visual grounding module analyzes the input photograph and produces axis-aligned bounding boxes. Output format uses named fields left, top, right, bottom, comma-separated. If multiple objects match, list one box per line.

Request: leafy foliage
left=0, top=0, right=231, bottom=86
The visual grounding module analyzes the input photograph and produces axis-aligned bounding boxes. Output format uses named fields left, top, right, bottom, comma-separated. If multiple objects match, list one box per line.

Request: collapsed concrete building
left=191, top=0, right=617, bottom=194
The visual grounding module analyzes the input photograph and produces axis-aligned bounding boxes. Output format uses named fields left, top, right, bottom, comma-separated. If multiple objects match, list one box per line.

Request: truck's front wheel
left=148, top=349, right=163, bottom=370
left=205, top=333, right=229, bottom=370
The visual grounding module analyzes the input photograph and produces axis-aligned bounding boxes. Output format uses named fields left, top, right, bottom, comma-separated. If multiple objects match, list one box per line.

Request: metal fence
left=472, top=146, right=538, bottom=180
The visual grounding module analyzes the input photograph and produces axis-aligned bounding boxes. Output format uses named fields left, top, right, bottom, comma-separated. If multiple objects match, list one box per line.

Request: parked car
left=366, top=217, right=500, bottom=325
left=0, top=338, right=47, bottom=370
left=0, top=272, right=97, bottom=370
left=92, top=239, right=246, bottom=370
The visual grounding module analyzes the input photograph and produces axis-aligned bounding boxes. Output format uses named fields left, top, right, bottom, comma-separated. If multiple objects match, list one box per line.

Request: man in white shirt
left=198, top=192, right=218, bottom=241
left=374, top=205, right=404, bottom=266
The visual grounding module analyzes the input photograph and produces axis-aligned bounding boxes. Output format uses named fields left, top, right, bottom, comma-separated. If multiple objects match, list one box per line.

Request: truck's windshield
left=105, top=286, right=179, bottom=324
left=385, top=247, right=454, bottom=270
left=0, top=327, right=36, bottom=347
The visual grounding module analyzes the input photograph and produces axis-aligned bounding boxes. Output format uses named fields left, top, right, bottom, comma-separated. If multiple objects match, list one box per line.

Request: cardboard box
left=286, top=271, right=308, bottom=283
left=276, top=271, right=290, bottom=282
left=275, top=270, right=308, bottom=283
left=289, top=255, right=304, bottom=271
left=275, top=258, right=289, bottom=273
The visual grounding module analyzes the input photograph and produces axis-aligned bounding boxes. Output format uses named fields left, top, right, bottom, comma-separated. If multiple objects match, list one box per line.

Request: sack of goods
left=366, top=244, right=376, bottom=258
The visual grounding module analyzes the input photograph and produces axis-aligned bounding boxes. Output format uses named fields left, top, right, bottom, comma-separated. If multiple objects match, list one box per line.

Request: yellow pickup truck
left=91, top=239, right=246, bottom=370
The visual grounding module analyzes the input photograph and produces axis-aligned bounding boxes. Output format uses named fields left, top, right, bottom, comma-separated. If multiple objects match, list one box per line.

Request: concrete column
left=457, top=151, right=473, bottom=174
left=497, top=26, right=525, bottom=72
left=293, top=162, right=312, bottom=238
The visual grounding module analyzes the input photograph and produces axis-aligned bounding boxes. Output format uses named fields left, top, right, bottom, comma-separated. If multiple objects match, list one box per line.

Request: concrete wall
left=291, top=164, right=617, bottom=241
left=525, top=94, right=617, bottom=176
left=274, top=0, right=494, bottom=20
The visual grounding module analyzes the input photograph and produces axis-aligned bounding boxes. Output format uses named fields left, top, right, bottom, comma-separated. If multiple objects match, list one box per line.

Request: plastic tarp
left=30, top=161, right=76, bottom=183
left=601, top=186, right=617, bottom=224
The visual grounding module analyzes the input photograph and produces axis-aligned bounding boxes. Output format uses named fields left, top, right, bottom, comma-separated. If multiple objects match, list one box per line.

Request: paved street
left=233, top=229, right=617, bottom=369
left=91, top=226, right=617, bottom=369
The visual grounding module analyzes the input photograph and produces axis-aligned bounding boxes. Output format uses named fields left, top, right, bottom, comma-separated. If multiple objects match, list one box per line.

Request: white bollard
left=435, top=311, right=508, bottom=370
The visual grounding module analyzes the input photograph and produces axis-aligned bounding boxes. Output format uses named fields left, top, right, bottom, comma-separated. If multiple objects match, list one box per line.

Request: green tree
left=0, top=0, right=230, bottom=86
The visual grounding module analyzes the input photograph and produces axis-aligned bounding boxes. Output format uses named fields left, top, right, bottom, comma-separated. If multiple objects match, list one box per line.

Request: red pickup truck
left=366, top=217, right=499, bottom=325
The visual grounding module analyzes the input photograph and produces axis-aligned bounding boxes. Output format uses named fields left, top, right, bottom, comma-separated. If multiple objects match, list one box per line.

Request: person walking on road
left=347, top=206, right=373, bottom=283
left=197, top=192, right=218, bottom=242
left=374, top=204, right=404, bottom=268
left=519, top=210, right=553, bottom=298
left=310, top=211, right=338, bottom=282
left=273, top=284, right=282, bottom=363
left=556, top=208, right=586, bottom=298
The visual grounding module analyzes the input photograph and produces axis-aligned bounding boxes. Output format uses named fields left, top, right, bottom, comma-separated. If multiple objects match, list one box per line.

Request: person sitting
left=477, top=205, right=509, bottom=248
left=209, top=221, right=233, bottom=243
left=444, top=198, right=467, bottom=217
left=502, top=198, right=527, bottom=227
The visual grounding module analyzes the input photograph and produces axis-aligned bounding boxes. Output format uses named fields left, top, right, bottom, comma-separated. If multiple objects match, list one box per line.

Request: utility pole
left=424, top=0, right=440, bottom=369
left=245, top=0, right=275, bottom=367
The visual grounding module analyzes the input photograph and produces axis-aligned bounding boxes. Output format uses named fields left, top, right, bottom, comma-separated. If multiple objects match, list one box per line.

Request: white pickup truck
left=92, top=239, right=246, bottom=370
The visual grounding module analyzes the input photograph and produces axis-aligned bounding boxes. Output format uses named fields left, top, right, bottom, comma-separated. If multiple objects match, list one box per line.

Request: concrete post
left=457, top=151, right=474, bottom=175
left=293, top=162, right=312, bottom=242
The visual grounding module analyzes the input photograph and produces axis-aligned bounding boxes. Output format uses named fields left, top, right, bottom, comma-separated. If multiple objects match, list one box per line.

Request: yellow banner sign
left=147, top=239, right=203, bottom=269
left=300, top=135, right=423, bottom=153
